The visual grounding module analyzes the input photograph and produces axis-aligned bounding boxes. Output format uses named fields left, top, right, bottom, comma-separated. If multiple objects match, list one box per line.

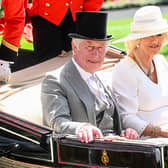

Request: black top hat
left=68, top=12, right=112, bottom=41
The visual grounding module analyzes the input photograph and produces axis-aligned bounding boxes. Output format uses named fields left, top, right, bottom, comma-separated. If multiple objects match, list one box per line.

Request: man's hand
left=104, top=128, right=139, bottom=142
left=77, top=124, right=103, bottom=143
left=104, top=135, right=126, bottom=142
left=120, top=128, right=139, bottom=140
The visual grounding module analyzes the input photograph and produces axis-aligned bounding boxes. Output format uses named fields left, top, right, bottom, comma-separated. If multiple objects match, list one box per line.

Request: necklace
left=134, top=52, right=154, bottom=77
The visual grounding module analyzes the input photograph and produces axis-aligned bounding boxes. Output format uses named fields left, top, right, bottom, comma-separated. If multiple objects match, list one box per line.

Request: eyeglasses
left=86, top=45, right=107, bottom=52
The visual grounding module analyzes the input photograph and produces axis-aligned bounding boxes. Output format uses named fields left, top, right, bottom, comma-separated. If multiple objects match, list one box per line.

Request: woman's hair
left=125, top=39, right=140, bottom=55
left=125, top=32, right=168, bottom=55
left=163, top=32, right=168, bottom=45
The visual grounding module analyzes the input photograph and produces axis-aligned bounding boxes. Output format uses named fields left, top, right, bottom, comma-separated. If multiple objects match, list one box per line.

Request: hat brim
left=68, top=33, right=113, bottom=41
left=112, top=27, right=168, bottom=43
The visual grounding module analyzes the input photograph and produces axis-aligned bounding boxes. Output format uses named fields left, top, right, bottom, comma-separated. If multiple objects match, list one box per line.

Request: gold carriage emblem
left=101, top=150, right=109, bottom=166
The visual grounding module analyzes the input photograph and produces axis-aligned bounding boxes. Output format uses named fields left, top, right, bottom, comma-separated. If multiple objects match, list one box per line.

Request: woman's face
left=139, top=34, right=165, bottom=56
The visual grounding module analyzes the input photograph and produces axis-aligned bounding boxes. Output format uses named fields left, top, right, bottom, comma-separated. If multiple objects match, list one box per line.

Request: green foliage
left=0, top=36, right=33, bottom=50
left=107, top=17, right=132, bottom=48
left=107, top=13, right=168, bottom=60
left=1, top=12, right=168, bottom=60
left=0, top=6, right=3, bottom=17
left=20, top=37, right=33, bottom=50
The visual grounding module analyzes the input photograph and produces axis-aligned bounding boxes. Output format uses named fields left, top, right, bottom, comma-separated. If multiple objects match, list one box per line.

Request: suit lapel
left=62, top=60, right=96, bottom=125
left=95, top=74, right=122, bottom=134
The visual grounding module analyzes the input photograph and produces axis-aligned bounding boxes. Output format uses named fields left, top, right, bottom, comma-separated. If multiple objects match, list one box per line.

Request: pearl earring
left=136, top=44, right=140, bottom=48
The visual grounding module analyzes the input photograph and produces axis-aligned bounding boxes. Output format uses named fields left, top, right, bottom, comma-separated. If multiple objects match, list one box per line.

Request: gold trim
left=101, top=150, right=109, bottom=166
left=2, top=39, right=18, bottom=52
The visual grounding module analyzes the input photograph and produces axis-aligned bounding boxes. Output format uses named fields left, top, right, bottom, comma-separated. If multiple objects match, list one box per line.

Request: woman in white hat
left=111, top=5, right=168, bottom=138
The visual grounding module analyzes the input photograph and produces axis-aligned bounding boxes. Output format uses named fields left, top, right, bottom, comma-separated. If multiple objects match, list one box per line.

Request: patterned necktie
left=88, top=74, right=109, bottom=106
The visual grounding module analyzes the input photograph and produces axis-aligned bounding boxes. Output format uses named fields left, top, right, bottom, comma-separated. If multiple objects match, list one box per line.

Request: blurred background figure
left=27, top=0, right=104, bottom=64
left=0, top=0, right=28, bottom=83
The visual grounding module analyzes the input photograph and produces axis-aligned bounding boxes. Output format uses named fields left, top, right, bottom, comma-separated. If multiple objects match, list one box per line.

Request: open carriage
left=0, top=46, right=167, bottom=168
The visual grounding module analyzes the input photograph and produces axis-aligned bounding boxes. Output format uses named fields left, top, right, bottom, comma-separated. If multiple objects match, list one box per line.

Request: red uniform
left=28, top=0, right=104, bottom=25
left=0, top=0, right=27, bottom=81
left=28, top=0, right=104, bottom=63
left=1, top=0, right=27, bottom=52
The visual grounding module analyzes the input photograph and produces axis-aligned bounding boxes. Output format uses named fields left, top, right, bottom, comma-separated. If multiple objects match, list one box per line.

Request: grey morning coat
left=41, top=59, right=121, bottom=136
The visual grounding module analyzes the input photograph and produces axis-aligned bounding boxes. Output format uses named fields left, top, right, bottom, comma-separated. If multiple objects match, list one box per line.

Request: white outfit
left=112, top=54, right=168, bottom=135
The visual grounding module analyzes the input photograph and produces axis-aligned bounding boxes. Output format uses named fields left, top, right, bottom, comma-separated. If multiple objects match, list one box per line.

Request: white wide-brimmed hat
left=113, top=5, right=168, bottom=43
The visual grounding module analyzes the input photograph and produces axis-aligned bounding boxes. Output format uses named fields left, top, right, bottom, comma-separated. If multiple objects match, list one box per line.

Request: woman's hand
left=142, top=124, right=168, bottom=137
left=104, top=128, right=139, bottom=142
left=158, top=127, right=168, bottom=137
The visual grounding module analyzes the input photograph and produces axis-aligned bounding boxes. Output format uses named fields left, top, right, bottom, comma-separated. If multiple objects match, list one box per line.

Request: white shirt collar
left=72, top=58, right=92, bottom=82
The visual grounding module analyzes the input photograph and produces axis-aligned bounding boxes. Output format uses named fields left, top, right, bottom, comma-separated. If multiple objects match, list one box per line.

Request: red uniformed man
left=27, top=0, right=104, bottom=63
left=0, top=0, right=27, bottom=82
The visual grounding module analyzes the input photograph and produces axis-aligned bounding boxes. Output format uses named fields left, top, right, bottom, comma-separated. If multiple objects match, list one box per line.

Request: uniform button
left=80, top=5, right=83, bottom=9
left=45, top=3, right=50, bottom=7
left=44, top=12, right=48, bottom=16
left=65, top=2, right=69, bottom=6
left=70, top=1, right=72, bottom=4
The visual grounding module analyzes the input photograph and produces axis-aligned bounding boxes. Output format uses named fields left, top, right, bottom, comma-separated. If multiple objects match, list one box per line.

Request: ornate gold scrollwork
left=101, top=150, right=109, bottom=166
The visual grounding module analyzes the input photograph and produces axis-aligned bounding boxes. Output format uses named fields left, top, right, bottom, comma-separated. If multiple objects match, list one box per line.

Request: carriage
left=0, top=46, right=167, bottom=168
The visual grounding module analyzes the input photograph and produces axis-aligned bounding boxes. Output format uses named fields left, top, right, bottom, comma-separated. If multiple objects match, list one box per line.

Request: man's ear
left=72, top=40, right=77, bottom=54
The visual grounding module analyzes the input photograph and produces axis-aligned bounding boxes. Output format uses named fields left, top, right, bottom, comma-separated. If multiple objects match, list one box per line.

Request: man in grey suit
left=41, top=12, right=139, bottom=143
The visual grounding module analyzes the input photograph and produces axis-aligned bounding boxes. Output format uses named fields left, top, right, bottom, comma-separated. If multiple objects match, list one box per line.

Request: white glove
left=0, top=60, right=11, bottom=83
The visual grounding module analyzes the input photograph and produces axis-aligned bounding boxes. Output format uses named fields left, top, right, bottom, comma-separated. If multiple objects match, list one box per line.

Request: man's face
left=73, top=39, right=108, bottom=73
